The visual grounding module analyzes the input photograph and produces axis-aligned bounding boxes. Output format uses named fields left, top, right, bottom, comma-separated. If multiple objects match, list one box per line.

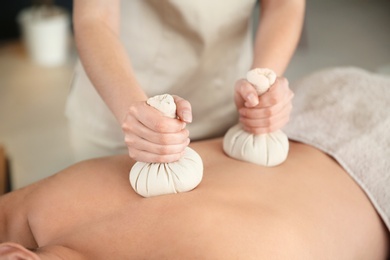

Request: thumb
left=235, top=79, right=260, bottom=108
left=172, top=95, right=193, bottom=123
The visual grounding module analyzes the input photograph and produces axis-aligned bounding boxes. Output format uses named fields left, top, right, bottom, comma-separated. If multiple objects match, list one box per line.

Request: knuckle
left=158, top=135, right=170, bottom=145
left=284, top=77, right=289, bottom=86
left=172, top=153, right=183, bottom=162
left=157, top=145, right=170, bottom=155
left=128, top=150, right=137, bottom=160
left=153, top=119, right=168, bottom=132
left=264, top=108, right=273, bottom=117
left=124, top=137, right=134, bottom=146
left=280, top=77, right=289, bottom=86
left=121, top=122, right=129, bottom=131
left=128, top=105, right=138, bottom=116
left=239, top=108, right=247, bottom=117
left=269, top=97, right=278, bottom=105
left=181, top=129, right=190, bottom=139
left=121, top=122, right=134, bottom=132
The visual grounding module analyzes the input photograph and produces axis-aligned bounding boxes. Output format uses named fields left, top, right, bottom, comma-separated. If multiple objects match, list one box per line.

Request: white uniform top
left=66, top=0, right=256, bottom=149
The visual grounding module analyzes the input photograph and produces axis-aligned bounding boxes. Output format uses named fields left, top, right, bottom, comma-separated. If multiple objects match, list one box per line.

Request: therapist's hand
left=121, top=95, right=192, bottom=163
left=234, top=77, right=293, bottom=134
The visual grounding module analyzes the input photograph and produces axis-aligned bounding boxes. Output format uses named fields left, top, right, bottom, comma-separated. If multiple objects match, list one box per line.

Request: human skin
left=72, top=0, right=304, bottom=162
left=0, top=139, right=388, bottom=259
left=234, top=0, right=304, bottom=134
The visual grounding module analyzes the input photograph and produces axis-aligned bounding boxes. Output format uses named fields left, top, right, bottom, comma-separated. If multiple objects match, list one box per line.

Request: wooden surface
left=0, top=146, right=7, bottom=195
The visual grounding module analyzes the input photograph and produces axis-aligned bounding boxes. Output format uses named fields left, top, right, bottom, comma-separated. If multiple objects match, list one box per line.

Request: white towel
left=284, top=67, right=390, bottom=231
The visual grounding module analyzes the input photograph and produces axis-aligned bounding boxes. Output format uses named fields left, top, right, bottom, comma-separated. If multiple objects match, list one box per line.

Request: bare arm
left=252, top=0, right=305, bottom=75
left=73, top=0, right=190, bottom=163
left=73, top=0, right=146, bottom=122
left=234, top=0, right=304, bottom=133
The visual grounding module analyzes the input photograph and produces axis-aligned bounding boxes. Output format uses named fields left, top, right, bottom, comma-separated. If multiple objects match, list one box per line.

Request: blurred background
left=0, top=0, right=389, bottom=190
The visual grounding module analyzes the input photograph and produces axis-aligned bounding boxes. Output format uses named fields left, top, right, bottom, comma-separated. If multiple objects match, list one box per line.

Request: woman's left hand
left=234, top=76, right=294, bottom=134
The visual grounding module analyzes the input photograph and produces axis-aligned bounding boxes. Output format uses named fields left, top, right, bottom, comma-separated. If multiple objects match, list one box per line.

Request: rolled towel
left=223, top=68, right=289, bottom=167
left=129, top=94, right=203, bottom=197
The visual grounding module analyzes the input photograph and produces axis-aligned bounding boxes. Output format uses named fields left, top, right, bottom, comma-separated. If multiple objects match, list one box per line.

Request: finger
left=239, top=101, right=284, bottom=119
left=125, top=136, right=190, bottom=163
left=122, top=116, right=189, bottom=145
left=235, top=79, right=260, bottom=108
left=127, top=136, right=190, bottom=156
left=239, top=113, right=282, bottom=129
left=240, top=101, right=292, bottom=128
left=239, top=89, right=293, bottom=119
left=268, top=77, right=289, bottom=96
left=125, top=134, right=190, bottom=157
left=173, top=95, right=193, bottom=123
left=127, top=145, right=187, bottom=163
left=239, top=103, right=292, bottom=132
left=258, top=77, right=291, bottom=107
left=130, top=102, right=186, bottom=133
left=241, top=114, right=290, bottom=135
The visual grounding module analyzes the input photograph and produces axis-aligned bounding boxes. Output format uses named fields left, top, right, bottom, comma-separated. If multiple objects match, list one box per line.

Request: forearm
left=252, top=0, right=305, bottom=75
left=74, top=1, right=147, bottom=123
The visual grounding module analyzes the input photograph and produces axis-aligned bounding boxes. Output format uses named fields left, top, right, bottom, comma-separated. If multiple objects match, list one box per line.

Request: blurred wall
left=0, top=0, right=73, bottom=41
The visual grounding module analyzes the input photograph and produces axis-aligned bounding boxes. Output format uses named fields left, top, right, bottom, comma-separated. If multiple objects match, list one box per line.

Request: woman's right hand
left=234, top=76, right=293, bottom=134
left=121, top=96, right=192, bottom=163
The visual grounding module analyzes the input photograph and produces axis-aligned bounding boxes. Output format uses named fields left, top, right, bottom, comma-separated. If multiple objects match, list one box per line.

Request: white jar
left=17, top=6, right=70, bottom=66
